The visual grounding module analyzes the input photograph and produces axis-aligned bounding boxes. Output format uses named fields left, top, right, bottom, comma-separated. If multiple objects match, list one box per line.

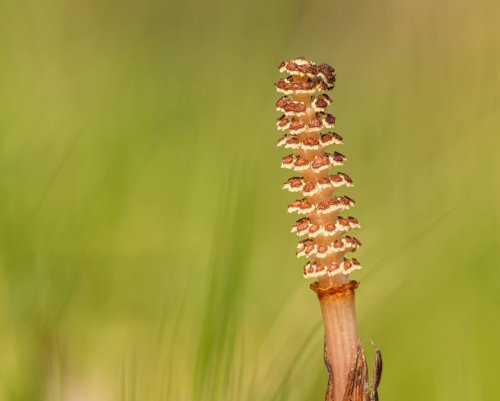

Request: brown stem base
left=312, top=280, right=383, bottom=400
left=312, top=281, right=359, bottom=400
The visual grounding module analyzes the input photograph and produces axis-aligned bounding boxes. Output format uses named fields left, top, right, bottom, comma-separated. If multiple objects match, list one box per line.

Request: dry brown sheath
left=275, top=57, right=382, bottom=401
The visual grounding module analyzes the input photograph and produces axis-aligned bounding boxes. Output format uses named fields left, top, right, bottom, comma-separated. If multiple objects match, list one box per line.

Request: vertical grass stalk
left=274, top=57, right=381, bottom=401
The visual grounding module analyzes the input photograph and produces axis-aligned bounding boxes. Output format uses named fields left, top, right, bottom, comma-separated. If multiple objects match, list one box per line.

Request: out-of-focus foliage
left=0, top=0, right=499, bottom=400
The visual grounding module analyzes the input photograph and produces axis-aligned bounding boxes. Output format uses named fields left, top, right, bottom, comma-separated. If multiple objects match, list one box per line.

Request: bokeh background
left=1, top=0, right=499, bottom=400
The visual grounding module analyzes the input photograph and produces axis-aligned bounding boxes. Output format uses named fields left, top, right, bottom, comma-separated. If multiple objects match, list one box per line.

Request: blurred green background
left=0, top=0, right=499, bottom=400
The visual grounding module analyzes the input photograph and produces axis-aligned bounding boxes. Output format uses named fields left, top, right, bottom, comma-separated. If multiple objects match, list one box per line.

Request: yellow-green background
left=0, top=0, right=499, bottom=400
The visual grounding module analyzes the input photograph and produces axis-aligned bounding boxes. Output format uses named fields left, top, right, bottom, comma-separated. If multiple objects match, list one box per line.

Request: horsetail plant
left=275, top=57, right=382, bottom=401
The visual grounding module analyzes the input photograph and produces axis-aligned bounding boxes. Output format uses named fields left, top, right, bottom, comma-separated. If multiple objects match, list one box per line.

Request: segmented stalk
left=276, top=57, right=362, bottom=285
left=275, top=57, right=381, bottom=401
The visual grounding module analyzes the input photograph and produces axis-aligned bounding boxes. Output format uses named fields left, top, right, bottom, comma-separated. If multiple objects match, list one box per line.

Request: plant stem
left=312, top=279, right=359, bottom=401
left=275, top=57, right=380, bottom=400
